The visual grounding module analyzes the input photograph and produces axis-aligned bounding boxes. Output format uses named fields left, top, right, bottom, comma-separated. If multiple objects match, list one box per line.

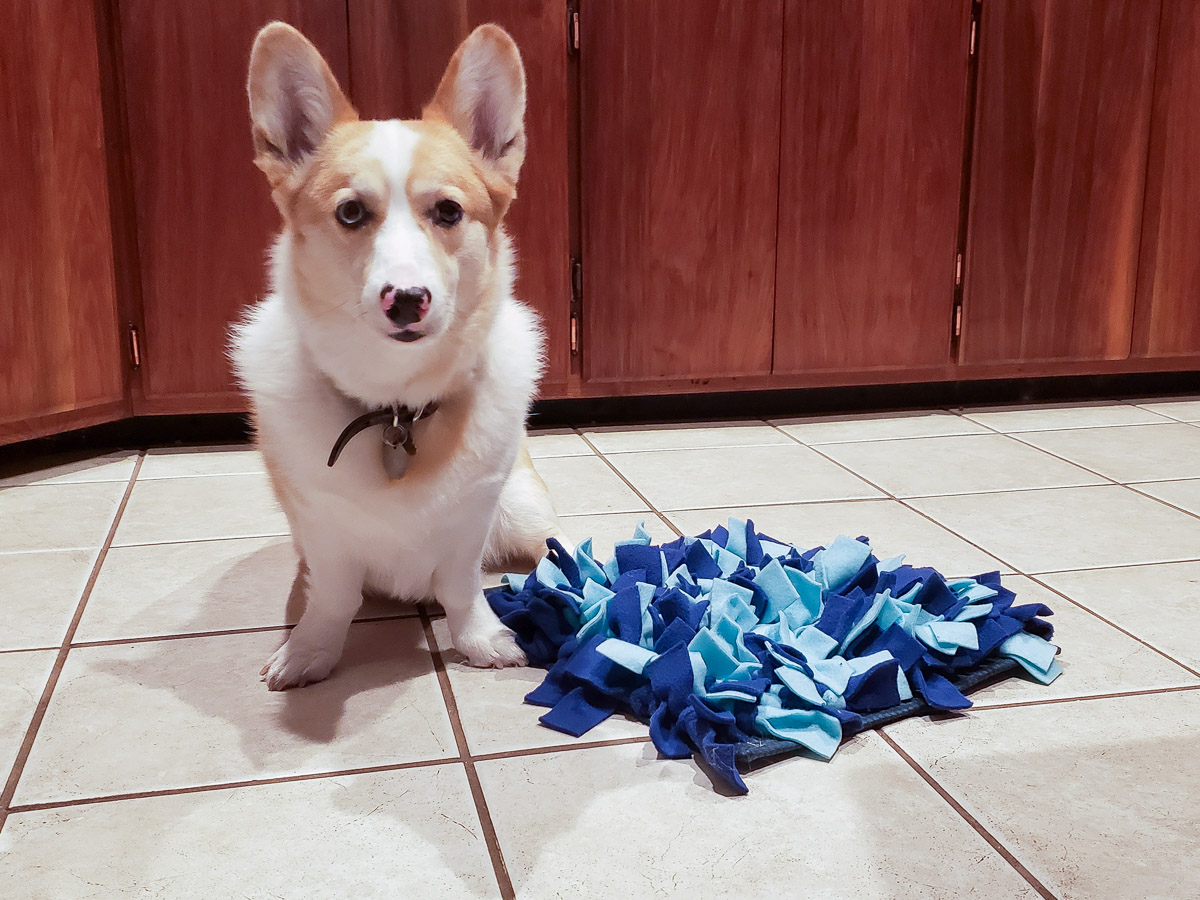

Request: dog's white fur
left=231, top=22, right=560, bottom=689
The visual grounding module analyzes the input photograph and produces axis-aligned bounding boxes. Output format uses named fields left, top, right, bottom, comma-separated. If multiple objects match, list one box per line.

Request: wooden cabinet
left=5, top=0, right=1200, bottom=447
left=118, top=0, right=349, bottom=413
left=773, top=0, right=971, bottom=375
left=0, top=0, right=126, bottom=443
left=1133, top=0, right=1200, bottom=359
left=579, top=0, right=783, bottom=384
left=347, top=0, right=571, bottom=394
left=961, top=0, right=1161, bottom=365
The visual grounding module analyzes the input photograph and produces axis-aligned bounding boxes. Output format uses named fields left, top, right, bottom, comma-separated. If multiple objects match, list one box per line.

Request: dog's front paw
left=260, top=639, right=339, bottom=690
left=453, top=625, right=527, bottom=669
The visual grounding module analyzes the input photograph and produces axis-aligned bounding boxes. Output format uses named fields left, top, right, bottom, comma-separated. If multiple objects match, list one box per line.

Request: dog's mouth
left=389, top=328, right=427, bottom=343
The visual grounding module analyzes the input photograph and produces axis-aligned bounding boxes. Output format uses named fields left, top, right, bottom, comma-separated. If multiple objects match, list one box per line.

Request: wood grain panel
left=0, top=0, right=125, bottom=436
left=773, top=0, right=971, bottom=374
left=1133, top=0, right=1200, bottom=358
left=119, top=0, right=348, bottom=409
left=580, top=0, right=783, bottom=382
left=347, top=0, right=570, bottom=394
left=962, top=0, right=1160, bottom=364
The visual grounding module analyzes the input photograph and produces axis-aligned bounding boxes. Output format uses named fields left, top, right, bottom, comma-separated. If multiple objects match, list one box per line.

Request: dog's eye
left=432, top=199, right=464, bottom=228
left=334, top=199, right=370, bottom=229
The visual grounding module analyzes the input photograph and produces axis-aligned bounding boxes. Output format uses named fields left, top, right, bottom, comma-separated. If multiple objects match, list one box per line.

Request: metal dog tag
left=382, top=439, right=411, bottom=479
left=381, top=420, right=411, bottom=479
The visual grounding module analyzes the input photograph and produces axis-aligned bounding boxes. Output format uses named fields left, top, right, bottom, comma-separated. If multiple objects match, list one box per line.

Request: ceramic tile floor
left=2, top=397, right=1200, bottom=898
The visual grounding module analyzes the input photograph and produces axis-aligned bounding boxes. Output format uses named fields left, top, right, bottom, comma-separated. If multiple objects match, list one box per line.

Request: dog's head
left=247, top=22, right=525, bottom=349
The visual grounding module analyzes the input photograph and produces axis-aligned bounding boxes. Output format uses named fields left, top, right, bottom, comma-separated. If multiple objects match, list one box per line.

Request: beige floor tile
left=557, top=511, right=678, bottom=561
left=1018, top=423, right=1200, bottom=483
left=112, top=472, right=289, bottom=546
left=0, top=550, right=94, bottom=649
left=965, top=577, right=1198, bottom=706
left=14, top=619, right=454, bottom=805
left=1040, top=562, right=1200, bottom=671
left=820, top=433, right=1105, bottom=498
left=531, top=455, right=648, bottom=516
left=911, top=485, right=1200, bottom=573
left=77, top=537, right=300, bottom=642
left=1130, top=395, right=1200, bottom=422
left=961, top=400, right=1172, bottom=432
left=0, top=482, right=125, bottom=553
left=478, top=735, right=1040, bottom=900
left=525, top=428, right=593, bottom=458
left=429, top=618, right=647, bottom=755
left=773, top=409, right=986, bottom=444
left=605, top=444, right=881, bottom=511
left=885, top=691, right=1200, bottom=900
left=584, top=420, right=790, bottom=453
left=0, top=650, right=55, bottom=777
left=77, top=536, right=415, bottom=643
left=1133, top=478, right=1200, bottom=516
left=667, top=499, right=1006, bottom=577
left=0, top=766, right=497, bottom=900
left=138, top=444, right=265, bottom=478
left=0, top=451, right=136, bottom=487
left=73, top=537, right=408, bottom=643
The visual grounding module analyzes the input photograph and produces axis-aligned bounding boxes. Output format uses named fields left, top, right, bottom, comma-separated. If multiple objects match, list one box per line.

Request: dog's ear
left=425, top=24, right=527, bottom=186
left=247, top=22, right=356, bottom=188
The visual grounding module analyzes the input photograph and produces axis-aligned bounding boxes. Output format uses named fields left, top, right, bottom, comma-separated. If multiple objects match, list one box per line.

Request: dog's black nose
left=380, top=284, right=431, bottom=328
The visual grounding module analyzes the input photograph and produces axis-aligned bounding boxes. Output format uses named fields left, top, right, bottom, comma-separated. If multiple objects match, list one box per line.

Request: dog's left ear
left=425, top=24, right=527, bottom=186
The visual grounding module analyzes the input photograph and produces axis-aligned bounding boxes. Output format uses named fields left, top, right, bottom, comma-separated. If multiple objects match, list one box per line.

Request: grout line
left=968, top=682, right=1200, bottom=711
left=1125, top=475, right=1200, bottom=486
left=419, top=610, right=517, bottom=900
left=0, top=453, right=145, bottom=835
left=135, top=470, right=268, bottom=481
left=1027, top=556, right=1200, bottom=575
left=655, top=496, right=885, bottom=515
left=472, top=735, right=653, bottom=764
left=1017, top=572, right=1200, bottom=679
left=1123, top=482, right=1200, bottom=524
left=765, top=421, right=1200, bottom=687
left=878, top=731, right=1059, bottom=900
left=963, top=417, right=1200, bottom=520
left=593, top=440, right=794, bottom=455
left=4, top=756, right=460, bottom=816
left=0, top=646, right=59, bottom=656
left=108, top=531, right=292, bottom=551
left=65, top=611, right=424, bottom=650
left=574, top=432, right=683, bottom=538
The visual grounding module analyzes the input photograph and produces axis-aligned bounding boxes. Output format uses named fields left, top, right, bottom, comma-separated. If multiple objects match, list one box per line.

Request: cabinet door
left=119, top=1, right=348, bottom=413
left=773, top=0, right=971, bottom=375
left=961, top=0, right=1160, bottom=365
left=0, top=0, right=125, bottom=443
left=580, top=0, right=783, bottom=383
left=1132, top=0, right=1200, bottom=359
left=347, top=0, right=571, bottom=395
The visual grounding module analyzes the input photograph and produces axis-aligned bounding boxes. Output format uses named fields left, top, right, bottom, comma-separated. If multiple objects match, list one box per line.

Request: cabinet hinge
left=952, top=302, right=963, bottom=339
left=969, top=16, right=977, bottom=56
left=954, top=251, right=964, bottom=287
left=567, top=6, right=580, bottom=56
left=128, top=324, right=142, bottom=369
left=569, top=257, right=582, bottom=356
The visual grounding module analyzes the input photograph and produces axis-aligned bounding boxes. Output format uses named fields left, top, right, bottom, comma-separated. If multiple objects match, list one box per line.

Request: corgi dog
left=231, top=22, right=561, bottom=689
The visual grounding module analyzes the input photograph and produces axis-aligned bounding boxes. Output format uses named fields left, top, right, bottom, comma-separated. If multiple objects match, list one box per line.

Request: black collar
left=327, top=403, right=438, bottom=468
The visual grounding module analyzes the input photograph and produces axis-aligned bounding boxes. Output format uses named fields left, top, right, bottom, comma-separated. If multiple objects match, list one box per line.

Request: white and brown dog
left=231, top=22, right=560, bottom=689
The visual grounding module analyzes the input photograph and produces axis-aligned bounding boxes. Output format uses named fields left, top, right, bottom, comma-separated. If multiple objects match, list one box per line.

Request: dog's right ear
left=247, top=22, right=355, bottom=188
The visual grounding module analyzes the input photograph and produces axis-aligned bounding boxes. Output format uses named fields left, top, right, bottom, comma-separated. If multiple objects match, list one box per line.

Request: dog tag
left=382, top=438, right=412, bottom=479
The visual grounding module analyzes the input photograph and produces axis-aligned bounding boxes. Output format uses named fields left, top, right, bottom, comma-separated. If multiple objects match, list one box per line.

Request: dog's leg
left=262, top=544, right=364, bottom=690
left=436, top=512, right=527, bottom=668
left=483, top=442, right=568, bottom=568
